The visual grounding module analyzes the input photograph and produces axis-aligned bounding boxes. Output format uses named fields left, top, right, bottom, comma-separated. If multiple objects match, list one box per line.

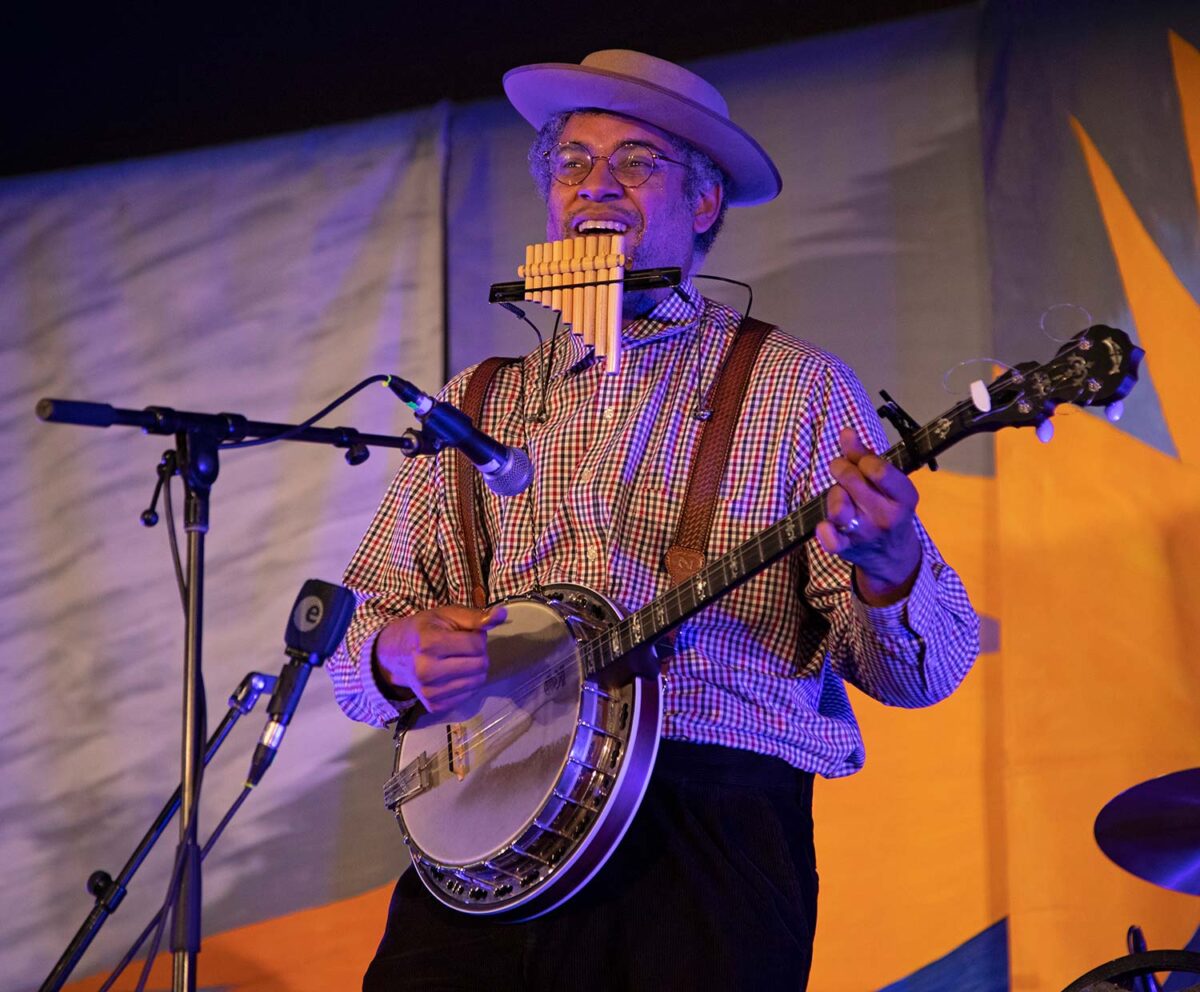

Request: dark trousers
left=364, top=741, right=818, bottom=992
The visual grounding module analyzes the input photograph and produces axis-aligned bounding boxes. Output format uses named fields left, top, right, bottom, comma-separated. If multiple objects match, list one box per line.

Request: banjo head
left=395, top=598, right=583, bottom=866
left=383, top=584, right=662, bottom=918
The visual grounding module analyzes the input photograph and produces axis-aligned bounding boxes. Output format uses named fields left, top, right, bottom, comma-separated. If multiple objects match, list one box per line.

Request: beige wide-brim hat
left=503, top=49, right=782, bottom=206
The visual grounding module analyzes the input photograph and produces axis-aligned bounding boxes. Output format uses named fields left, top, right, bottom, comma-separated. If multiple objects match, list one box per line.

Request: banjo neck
left=582, top=322, right=1143, bottom=681
left=581, top=472, right=828, bottom=681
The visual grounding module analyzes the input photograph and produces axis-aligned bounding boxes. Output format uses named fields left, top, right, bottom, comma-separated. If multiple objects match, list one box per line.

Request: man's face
left=544, top=113, right=720, bottom=303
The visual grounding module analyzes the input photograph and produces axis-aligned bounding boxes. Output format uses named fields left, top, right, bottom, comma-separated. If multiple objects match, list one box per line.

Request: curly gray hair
left=527, top=110, right=729, bottom=259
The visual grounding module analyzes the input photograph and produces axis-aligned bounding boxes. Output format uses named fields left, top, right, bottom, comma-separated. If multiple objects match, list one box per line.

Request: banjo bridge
left=446, top=720, right=478, bottom=781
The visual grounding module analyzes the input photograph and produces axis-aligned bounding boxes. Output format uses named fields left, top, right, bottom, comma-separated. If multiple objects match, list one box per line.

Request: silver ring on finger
left=836, top=516, right=861, bottom=536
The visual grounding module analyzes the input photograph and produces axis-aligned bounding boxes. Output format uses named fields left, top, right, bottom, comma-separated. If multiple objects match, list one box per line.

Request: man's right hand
left=373, top=605, right=507, bottom=716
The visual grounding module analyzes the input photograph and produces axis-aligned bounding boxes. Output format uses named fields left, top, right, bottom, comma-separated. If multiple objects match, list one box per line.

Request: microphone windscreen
left=284, top=580, right=356, bottom=658
left=485, top=447, right=533, bottom=498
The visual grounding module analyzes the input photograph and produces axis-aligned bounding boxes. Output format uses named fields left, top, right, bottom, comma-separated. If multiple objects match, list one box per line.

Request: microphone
left=246, top=579, right=356, bottom=787
left=386, top=376, right=532, bottom=497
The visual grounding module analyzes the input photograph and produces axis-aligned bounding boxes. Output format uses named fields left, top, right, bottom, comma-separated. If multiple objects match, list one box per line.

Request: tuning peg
left=969, top=379, right=991, bottom=413
left=1036, top=420, right=1055, bottom=444
left=1105, top=400, right=1124, bottom=423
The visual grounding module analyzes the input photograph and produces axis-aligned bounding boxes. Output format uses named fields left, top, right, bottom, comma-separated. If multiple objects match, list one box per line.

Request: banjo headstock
left=977, top=324, right=1144, bottom=430
left=893, top=325, right=1145, bottom=472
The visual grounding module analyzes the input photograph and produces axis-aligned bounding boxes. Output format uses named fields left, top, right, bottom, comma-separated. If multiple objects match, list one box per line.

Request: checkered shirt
left=327, top=280, right=979, bottom=777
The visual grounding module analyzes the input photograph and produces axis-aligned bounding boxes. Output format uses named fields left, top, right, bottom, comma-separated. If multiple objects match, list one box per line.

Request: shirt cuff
left=854, top=552, right=936, bottom=634
left=358, top=627, right=411, bottom=723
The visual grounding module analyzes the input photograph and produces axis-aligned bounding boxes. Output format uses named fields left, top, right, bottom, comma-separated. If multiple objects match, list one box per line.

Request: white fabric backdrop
left=0, top=107, right=447, bottom=986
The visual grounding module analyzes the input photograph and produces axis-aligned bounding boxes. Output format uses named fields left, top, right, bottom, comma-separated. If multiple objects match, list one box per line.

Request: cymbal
left=1094, top=768, right=1200, bottom=896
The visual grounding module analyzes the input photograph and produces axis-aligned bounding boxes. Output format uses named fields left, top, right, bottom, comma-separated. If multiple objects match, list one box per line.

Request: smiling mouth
left=572, top=219, right=631, bottom=235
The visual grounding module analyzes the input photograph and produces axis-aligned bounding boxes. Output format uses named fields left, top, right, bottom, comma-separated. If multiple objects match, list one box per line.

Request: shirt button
left=601, top=406, right=616, bottom=422
left=585, top=548, right=598, bottom=562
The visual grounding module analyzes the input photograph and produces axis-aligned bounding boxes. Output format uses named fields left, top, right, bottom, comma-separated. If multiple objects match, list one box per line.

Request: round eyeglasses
left=545, top=142, right=687, bottom=189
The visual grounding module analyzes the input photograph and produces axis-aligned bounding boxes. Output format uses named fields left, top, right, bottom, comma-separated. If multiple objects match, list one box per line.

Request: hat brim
left=503, top=62, right=781, bottom=206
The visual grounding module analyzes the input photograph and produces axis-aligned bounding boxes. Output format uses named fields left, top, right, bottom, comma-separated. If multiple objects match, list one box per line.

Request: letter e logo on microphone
left=294, top=595, right=324, bottom=633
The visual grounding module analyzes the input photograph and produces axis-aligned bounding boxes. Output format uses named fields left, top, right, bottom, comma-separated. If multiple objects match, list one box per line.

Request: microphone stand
left=39, top=672, right=276, bottom=992
left=36, top=398, right=410, bottom=992
left=173, top=430, right=213, bottom=992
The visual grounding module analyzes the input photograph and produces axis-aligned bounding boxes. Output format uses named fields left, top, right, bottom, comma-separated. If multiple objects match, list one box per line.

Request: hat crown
left=503, top=49, right=780, bottom=204
left=579, top=50, right=730, bottom=120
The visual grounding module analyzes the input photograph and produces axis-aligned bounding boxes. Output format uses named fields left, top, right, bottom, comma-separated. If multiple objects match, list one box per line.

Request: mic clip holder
left=877, top=389, right=938, bottom=472
left=397, top=426, right=445, bottom=459
left=385, top=377, right=472, bottom=462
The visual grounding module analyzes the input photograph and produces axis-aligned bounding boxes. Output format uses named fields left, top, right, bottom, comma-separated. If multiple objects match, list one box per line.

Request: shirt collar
left=621, top=278, right=704, bottom=346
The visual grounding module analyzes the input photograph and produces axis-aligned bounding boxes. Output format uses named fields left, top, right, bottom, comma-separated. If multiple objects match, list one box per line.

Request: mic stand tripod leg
left=39, top=672, right=277, bottom=992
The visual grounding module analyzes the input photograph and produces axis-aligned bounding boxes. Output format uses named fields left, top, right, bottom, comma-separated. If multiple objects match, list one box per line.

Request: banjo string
left=416, top=640, right=584, bottom=780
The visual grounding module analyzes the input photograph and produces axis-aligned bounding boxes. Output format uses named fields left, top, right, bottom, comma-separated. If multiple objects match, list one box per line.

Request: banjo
left=383, top=324, right=1142, bottom=919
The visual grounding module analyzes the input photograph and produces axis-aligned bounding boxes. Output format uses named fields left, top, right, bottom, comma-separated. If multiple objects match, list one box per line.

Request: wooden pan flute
left=517, top=235, right=626, bottom=374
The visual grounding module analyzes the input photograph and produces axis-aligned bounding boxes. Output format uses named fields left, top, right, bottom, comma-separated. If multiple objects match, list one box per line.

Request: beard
left=620, top=223, right=697, bottom=319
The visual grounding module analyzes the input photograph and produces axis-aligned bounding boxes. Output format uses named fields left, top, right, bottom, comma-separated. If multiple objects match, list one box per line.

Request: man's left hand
left=816, top=428, right=923, bottom=607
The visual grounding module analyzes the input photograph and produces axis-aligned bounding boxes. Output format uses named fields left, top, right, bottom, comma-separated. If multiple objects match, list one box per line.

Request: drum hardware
left=1094, top=768, right=1200, bottom=896
left=1059, top=771, right=1200, bottom=991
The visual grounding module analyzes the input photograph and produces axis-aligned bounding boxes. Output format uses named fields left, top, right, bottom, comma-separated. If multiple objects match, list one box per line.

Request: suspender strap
left=455, top=315, right=773, bottom=599
left=455, top=356, right=516, bottom=608
left=664, top=316, right=775, bottom=585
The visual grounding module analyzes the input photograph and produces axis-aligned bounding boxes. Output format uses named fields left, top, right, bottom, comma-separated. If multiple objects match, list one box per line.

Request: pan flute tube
left=571, top=236, right=585, bottom=331
left=523, top=244, right=535, bottom=302
left=515, top=236, right=626, bottom=372
left=560, top=237, right=575, bottom=328
left=550, top=239, right=564, bottom=314
left=606, top=234, right=625, bottom=375
left=532, top=242, right=546, bottom=307
left=581, top=235, right=598, bottom=348
left=593, top=235, right=610, bottom=359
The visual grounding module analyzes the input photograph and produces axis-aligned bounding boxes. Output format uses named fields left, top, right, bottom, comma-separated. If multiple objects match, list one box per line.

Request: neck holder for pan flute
left=487, top=266, right=681, bottom=302
left=488, top=234, right=682, bottom=375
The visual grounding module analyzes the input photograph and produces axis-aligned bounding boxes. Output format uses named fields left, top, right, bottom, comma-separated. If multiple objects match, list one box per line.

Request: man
left=328, top=50, right=980, bottom=990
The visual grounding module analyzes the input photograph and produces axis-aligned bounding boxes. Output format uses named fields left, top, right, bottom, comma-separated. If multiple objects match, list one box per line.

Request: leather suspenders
left=455, top=356, right=517, bottom=609
left=455, top=316, right=775, bottom=604
left=664, top=316, right=772, bottom=583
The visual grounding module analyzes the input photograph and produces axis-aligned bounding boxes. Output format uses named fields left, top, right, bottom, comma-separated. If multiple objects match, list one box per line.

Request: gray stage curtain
left=0, top=107, right=447, bottom=985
